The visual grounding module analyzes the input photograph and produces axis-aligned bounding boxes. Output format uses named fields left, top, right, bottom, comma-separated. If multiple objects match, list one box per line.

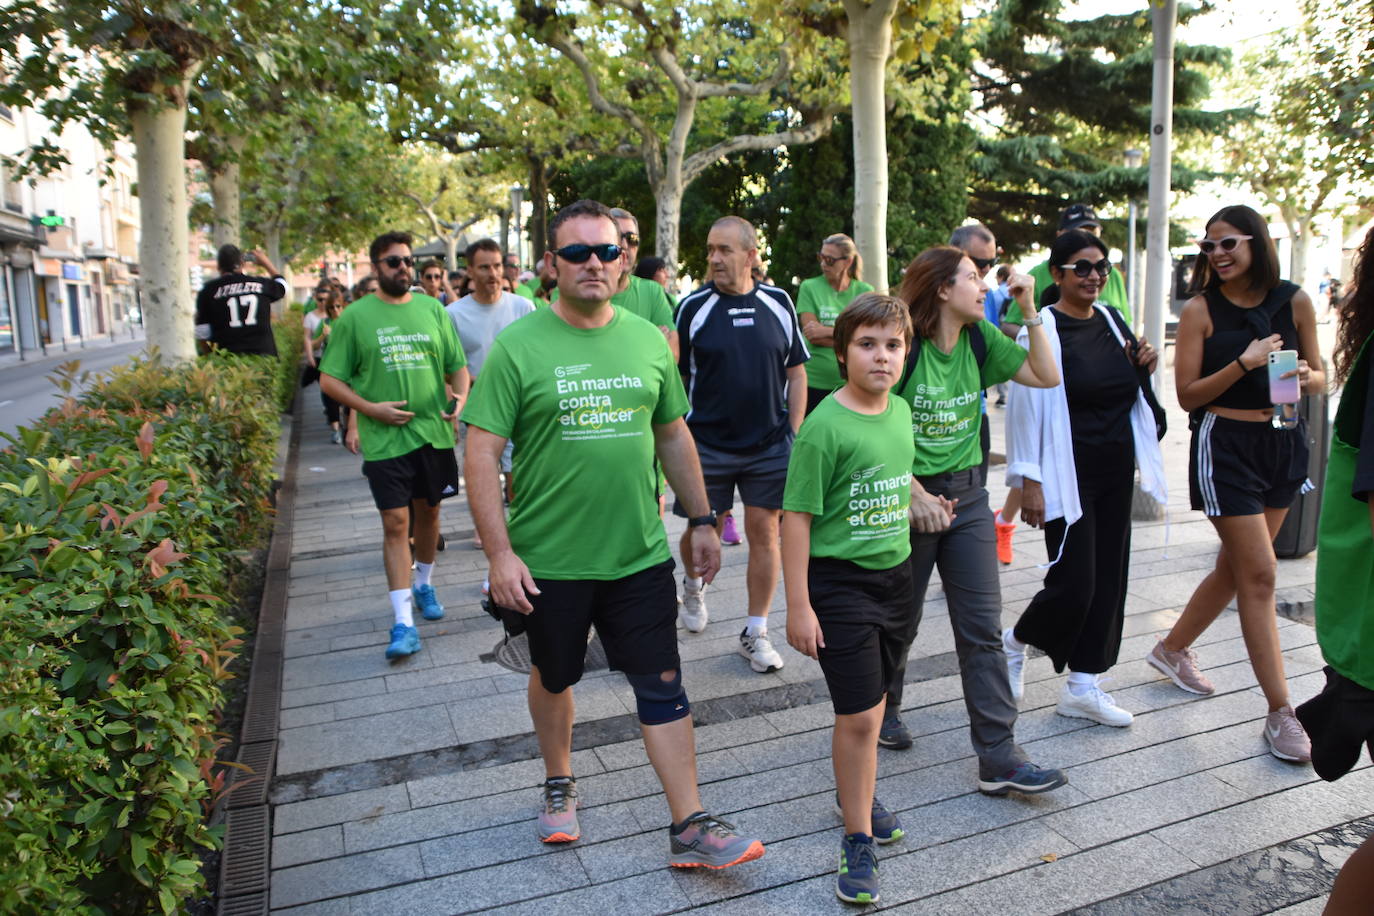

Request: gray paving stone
left=280, top=704, right=337, bottom=729
left=420, top=801, right=641, bottom=877
left=273, top=825, right=345, bottom=869
left=279, top=677, right=387, bottom=711
left=284, top=642, right=436, bottom=692
left=405, top=749, right=606, bottom=809
left=277, top=705, right=458, bottom=776
left=271, top=899, right=352, bottom=916
left=495, top=869, right=693, bottom=916
left=271, top=844, right=426, bottom=909
left=330, top=675, right=497, bottom=722
left=343, top=849, right=588, bottom=914
left=1041, top=771, right=1247, bottom=849
left=275, top=784, right=411, bottom=835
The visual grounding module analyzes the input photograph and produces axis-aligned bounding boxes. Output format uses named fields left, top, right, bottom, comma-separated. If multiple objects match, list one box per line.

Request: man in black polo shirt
left=674, top=215, right=809, bottom=673
left=194, top=245, right=289, bottom=356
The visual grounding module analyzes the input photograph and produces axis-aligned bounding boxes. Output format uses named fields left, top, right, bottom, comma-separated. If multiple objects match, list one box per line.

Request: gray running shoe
left=678, top=580, right=708, bottom=633
left=668, top=812, right=765, bottom=869
left=739, top=628, right=783, bottom=672
left=537, top=777, right=580, bottom=843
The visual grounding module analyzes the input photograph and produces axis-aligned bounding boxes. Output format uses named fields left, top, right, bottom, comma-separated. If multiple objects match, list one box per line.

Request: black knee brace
left=625, top=669, right=690, bottom=725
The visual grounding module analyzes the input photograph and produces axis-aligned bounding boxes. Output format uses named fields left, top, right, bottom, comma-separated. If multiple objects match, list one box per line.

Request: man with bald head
left=674, top=216, right=810, bottom=674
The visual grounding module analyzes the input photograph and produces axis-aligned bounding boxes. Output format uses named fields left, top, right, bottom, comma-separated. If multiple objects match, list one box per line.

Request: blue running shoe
left=835, top=833, right=880, bottom=904
left=978, top=761, right=1067, bottom=796
left=833, top=794, right=904, bottom=844
left=385, top=623, right=421, bottom=659
left=412, top=584, right=444, bottom=620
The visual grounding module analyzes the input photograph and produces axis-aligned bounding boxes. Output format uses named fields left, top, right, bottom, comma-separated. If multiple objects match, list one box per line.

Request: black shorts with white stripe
left=1189, top=412, right=1311, bottom=517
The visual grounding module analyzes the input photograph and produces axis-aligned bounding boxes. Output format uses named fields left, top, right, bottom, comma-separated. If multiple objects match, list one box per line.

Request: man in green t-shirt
left=463, top=198, right=765, bottom=869
left=320, top=231, right=470, bottom=661
left=610, top=207, right=679, bottom=359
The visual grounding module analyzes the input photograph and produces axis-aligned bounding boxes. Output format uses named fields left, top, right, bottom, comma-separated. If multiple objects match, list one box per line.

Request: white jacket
left=1005, top=304, right=1167, bottom=560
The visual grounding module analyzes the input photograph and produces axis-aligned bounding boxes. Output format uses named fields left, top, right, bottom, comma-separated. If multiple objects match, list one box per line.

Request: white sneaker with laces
left=1002, top=628, right=1026, bottom=701
left=1055, top=677, right=1133, bottom=727
left=739, top=628, right=784, bottom=672
left=678, top=580, right=708, bottom=633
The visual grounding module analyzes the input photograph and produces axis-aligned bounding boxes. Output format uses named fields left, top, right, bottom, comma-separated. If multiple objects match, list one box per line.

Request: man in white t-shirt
left=447, top=237, right=534, bottom=543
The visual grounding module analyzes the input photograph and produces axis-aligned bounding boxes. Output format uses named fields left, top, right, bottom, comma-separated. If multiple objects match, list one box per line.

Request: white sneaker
left=1055, top=678, right=1133, bottom=727
left=678, top=580, right=708, bottom=633
left=739, top=628, right=784, bottom=673
left=1002, top=628, right=1026, bottom=701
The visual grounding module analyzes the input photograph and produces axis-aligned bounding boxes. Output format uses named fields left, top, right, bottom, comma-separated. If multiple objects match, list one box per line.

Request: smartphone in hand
left=1268, top=350, right=1300, bottom=404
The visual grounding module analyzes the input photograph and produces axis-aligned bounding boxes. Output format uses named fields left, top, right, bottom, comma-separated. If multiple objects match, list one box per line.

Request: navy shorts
left=808, top=556, right=916, bottom=715
left=361, top=445, right=460, bottom=511
left=1189, top=413, right=1310, bottom=517
left=673, top=433, right=792, bottom=515
left=523, top=559, right=680, bottom=693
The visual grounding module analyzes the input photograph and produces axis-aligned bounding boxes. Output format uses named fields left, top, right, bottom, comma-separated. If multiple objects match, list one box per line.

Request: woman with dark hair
left=885, top=246, right=1067, bottom=794
left=1001, top=230, right=1166, bottom=726
left=1147, top=204, right=1324, bottom=763
left=634, top=256, right=671, bottom=291
left=797, top=233, right=874, bottom=415
left=313, top=286, right=348, bottom=444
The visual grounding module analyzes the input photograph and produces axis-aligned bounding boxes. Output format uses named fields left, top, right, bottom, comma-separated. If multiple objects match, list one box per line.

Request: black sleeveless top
left=1199, top=281, right=1300, bottom=410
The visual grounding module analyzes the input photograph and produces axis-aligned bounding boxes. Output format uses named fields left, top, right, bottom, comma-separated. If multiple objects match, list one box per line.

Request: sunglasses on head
left=379, top=255, right=414, bottom=269
left=1058, top=258, right=1112, bottom=278
left=1197, top=234, right=1252, bottom=255
left=817, top=253, right=851, bottom=267
left=620, top=231, right=640, bottom=247
left=552, top=243, right=622, bottom=264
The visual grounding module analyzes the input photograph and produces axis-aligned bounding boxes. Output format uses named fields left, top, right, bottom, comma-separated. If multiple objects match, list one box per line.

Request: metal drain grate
left=219, top=805, right=270, bottom=897
left=226, top=742, right=275, bottom=810
left=217, top=890, right=267, bottom=916
left=493, top=631, right=608, bottom=674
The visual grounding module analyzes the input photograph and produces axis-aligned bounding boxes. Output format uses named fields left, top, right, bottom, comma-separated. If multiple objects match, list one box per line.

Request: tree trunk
left=529, top=156, right=549, bottom=262
left=653, top=172, right=685, bottom=278
left=446, top=236, right=459, bottom=271
left=208, top=135, right=245, bottom=248
left=1290, top=216, right=1310, bottom=289
left=130, top=99, right=196, bottom=365
left=847, top=4, right=894, bottom=292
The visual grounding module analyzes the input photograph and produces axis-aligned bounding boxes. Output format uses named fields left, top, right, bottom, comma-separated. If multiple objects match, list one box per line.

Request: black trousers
left=321, top=388, right=342, bottom=425
left=1013, top=452, right=1134, bottom=675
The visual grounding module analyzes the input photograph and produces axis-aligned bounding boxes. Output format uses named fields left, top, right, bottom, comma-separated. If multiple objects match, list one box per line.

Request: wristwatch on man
left=687, top=514, right=718, bottom=529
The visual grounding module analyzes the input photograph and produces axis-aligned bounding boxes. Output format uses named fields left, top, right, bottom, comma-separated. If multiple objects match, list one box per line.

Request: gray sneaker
left=678, top=580, right=708, bottom=633
left=1146, top=640, right=1215, bottom=695
left=669, top=812, right=765, bottom=869
left=1003, top=628, right=1026, bottom=701
left=1264, top=705, right=1312, bottom=763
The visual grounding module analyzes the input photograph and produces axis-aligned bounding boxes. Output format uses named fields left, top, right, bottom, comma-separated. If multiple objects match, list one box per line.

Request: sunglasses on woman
left=1197, top=235, right=1252, bottom=255
left=551, top=243, right=622, bottom=264
left=1058, top=258, right=1112, bottom=278
left=817, top=253, right=851, bottom=267
left=379, top=255, right=414, bottom=269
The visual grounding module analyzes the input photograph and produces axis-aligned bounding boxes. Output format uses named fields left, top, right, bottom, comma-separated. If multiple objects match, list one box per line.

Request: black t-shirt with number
left=195, top=272, right=288, bottom=355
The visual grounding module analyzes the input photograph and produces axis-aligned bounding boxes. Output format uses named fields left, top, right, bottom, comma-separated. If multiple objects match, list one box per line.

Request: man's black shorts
left=361, top=444, right=461, bottom=511
left=672, top=433, right=792, bottom=515
left=524, top=559, right=680, bottom=693
left=808, top=556, right=916, bottom=715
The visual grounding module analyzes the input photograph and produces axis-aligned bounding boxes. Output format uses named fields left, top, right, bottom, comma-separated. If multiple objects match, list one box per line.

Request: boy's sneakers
left=384, top=623, right=420, bottom=659
left=739, top=628, right=784, bottom=672
left=330, top=428, right=342, bottom=445
left=1002, top=627, right=1026, bottom=701
left=538, top=777, right=580, bottom=843
left=1056, top=678, right=1133, bottom=727
left=1146, top=640, right=1216, bottom=695
left=678, top=580, right=708, bottom=633
left=878, top=712, right=912, bottom=750
left=833, top=794, right=904, bottom=844
left=411, top=584, right=445, bottom=620
left=978, top=761, right=1068, bottom=796
left=1264, top=705, right=1312, bottom=763
left=835, top=833, right=880, bottom=904
left=994, top=510, right=1016, bottom=565
left=668, top=812, right=765, bottom=869
left=721, top=514, right=742, bottom=545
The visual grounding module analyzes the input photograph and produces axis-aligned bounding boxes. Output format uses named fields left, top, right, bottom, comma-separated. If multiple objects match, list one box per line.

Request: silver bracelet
left=1022, top=313, right=1044, bottom=327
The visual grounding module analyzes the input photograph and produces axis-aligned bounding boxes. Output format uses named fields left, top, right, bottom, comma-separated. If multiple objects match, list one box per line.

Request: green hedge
left=0, top=320, right=301, bottom=914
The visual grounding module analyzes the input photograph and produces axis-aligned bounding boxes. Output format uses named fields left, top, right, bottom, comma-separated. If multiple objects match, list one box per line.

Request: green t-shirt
left=892, top=320, right=1027, bottom=476
left=795, top=275, right=875, bottom=392
left=1004, top=261, right=1130, bottom=326
left=462, top=307, right=689, bottom=579
left=318, top=293, right=467, bottom=462
left=783, top=395, right=915, bottom=571
left=513, top=283, right=537, bottom=303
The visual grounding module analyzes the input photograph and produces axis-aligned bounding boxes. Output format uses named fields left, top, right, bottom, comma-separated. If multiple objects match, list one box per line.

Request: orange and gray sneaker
left=668, top=812, right=765, bottom=869
left=994, top=511, right=1016, bottom=565
left=1264, top=705, right=1312, bottom=764
left=537, top=777, right=580, bottom=843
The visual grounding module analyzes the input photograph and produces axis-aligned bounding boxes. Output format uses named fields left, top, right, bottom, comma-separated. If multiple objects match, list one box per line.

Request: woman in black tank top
left=1147, top=205, right=1325, bottom=764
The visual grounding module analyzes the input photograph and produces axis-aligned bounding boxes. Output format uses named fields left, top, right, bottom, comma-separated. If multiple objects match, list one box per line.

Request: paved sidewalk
left=266, top=381, right=1371, bottom=915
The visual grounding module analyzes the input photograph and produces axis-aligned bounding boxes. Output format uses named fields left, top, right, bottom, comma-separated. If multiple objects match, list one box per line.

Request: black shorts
left=361, top=444, right=461, bottom=511
left=1189, top=413, right=1311, bottom=517
left=672, top=433, right=791, bottom=515
left=808, top=556, right=916, bottom=715
left=524, top=559, right=679, bottom=693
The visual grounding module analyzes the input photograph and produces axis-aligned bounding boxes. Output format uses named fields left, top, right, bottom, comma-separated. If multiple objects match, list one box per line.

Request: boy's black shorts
left=524, top=559, right=679, bottom=694
left=1189, top=413, right=1310, bottom=517
left=361, top=444, right=460, bottom=511
left=809, top=556, right=916, bottom=715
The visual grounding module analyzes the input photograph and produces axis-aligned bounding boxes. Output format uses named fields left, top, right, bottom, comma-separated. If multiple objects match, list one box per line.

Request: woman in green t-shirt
left=797, top=233, right=875, bottom=415
left=886, top=245, right=1064, bottom=794
left=315, top=292, right=346, bottom=444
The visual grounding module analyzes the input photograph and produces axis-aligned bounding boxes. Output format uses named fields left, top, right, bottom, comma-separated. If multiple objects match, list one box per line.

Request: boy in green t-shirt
left=781, top=293, right=917, bottom=906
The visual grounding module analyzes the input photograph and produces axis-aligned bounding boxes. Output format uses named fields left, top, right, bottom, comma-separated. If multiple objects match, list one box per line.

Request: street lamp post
left=510, top=185, right=526, bottom=266
left=1124, top=147, right=1144, bottom=335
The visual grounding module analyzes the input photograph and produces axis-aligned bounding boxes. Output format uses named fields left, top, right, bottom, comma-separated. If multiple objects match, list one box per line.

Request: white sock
left=684, top=576, right=703, bottom=592
left=745, top=615, right=768, bottom=635
left=1066, top=671, right=1096, bottom=695
left=1003, top=628, right=1026, bottom=652
left=390, top=589, right=414, bottom=627
left=414, top=561, right=434, bottom=588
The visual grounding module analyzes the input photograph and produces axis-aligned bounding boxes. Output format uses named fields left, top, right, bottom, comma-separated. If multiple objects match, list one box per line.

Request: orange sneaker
left=994, top=511, right=1015, bottom=565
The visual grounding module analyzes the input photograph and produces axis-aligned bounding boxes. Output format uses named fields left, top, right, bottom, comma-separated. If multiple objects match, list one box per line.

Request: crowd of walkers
left=229, top=197, right=1374, bottom=907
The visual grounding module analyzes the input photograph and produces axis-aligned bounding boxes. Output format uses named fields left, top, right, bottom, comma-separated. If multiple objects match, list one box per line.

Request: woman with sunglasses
left=303, top=284, right=331, bottom=386
left=887, top=246, right=1067, bottom=793
left=1148, top=204, right=1323, bottom=763
left=1000, top=230, right=1166, bottom=727
left=797, top=234, right=874, bottom=415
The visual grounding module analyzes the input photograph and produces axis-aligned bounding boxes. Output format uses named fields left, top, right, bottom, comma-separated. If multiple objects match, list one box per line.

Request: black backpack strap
left=900, top=328, right=988, bottom=391
left=899, top=335, right=923, bottom=391
left=1099, top=304, right=1168, bottom=440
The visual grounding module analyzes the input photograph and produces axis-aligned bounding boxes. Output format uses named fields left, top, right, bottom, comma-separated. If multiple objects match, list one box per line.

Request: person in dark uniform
left=194, top=245, right=288, bottom=355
